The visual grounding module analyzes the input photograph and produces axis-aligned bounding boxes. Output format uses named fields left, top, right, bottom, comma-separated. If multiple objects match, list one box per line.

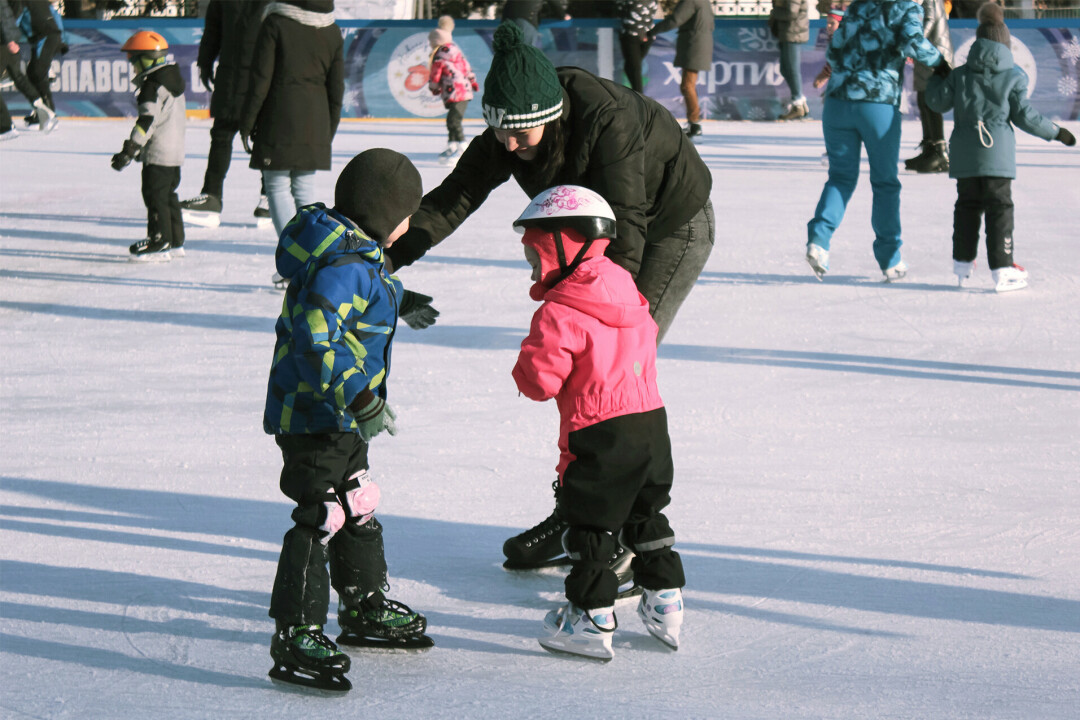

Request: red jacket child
left=427, top=33, right=479, bottom=105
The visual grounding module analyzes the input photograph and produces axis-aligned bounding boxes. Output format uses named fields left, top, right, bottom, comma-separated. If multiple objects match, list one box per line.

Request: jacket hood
left=540, top=256, right=651, bottom=328
left=523, top=226, right=610, bottom=298
left=965, top=37, right=1013, bottom=74
left=274, top=203, right=381, bottom=280
left=136, top=63, right=185, bottom=96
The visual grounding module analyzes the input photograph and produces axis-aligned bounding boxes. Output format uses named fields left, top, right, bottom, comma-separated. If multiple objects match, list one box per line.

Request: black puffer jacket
left=199, top=0, right=268, bottom=121
left=387, top=67, right=712, bottom=278
left=239, top=5, right=344, bottom=172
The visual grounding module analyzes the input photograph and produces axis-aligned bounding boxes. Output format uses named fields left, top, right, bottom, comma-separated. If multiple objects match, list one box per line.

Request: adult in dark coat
left=646, top=0, right=714, bottom=137
left=769, top=0, right=810, bottom=120
left=179, top=0, right=269, bottom=227
left=0, top=0, right=55, bottom=137
left=239, top=0, right=344, bottom=239
left=386, top=22, right=714, bottom=581
left=501, top=0, right=570, bottom=48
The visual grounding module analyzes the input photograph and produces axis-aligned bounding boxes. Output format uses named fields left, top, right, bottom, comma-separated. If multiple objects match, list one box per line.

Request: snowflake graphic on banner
left=1063, top=36, right=1080, bottom=65
left=1059, top=75, right=1078, bottom=98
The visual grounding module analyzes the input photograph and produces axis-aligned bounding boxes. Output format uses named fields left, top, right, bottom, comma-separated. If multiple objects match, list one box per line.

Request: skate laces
left=288, top=625, right=340, bottom=657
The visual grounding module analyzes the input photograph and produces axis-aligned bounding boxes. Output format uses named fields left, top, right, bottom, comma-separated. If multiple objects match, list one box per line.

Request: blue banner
left=3, top=19, right=1077, bottom=122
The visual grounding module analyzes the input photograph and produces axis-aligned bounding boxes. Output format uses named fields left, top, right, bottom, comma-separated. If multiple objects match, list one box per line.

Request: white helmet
left=513, top=185, right=616, bottom=241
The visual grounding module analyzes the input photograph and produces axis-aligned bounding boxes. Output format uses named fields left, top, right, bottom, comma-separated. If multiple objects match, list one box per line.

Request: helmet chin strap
left=552, top=229, right=594, bottom=284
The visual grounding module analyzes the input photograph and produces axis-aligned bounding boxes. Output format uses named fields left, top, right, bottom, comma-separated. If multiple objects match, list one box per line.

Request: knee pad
left=299, top=488, right=344, bottom=545
left=342, top=469, right=380, bottom=526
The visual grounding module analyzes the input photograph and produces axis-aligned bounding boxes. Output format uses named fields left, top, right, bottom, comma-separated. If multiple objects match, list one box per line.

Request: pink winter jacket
left=513, top=255, right=665, bottom=479
left=428, top=42, right=479, bottom=105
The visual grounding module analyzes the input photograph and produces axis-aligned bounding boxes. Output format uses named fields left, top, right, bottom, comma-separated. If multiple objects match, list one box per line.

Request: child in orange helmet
left=111, top=31, right=186, bottom=261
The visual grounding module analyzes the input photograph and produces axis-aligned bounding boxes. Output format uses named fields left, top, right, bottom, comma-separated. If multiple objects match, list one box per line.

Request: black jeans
left=0, top=42, right=41, bottom=131
left=953, top=177, right=1015, bottom=270
left=635, top=200, right=715, bottom=344
left=445, top=101, right=467, bottom=143
left=619, top=32, right=653, bottom=94
left=270, top=433, right=388, bottom=626
left=916, top=92, right=945, bottom=143
left=141, top=164, right=184, bottom=248
left=27, top=33, right=62, bottom=110
left=560, top=408, right=685, bottom=610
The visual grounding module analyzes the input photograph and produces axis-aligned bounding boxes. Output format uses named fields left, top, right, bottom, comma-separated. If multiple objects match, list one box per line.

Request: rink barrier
left=2, top=19, right=1077, bottom=122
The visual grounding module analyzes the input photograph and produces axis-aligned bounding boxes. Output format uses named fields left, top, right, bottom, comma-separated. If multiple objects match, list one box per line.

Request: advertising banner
left=3, top=20, right=1077, bottom=122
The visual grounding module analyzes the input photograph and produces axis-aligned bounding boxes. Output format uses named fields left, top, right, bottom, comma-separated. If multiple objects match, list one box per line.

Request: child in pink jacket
left=428, top=18, right=478, bottom=166
left=511, top=185, right=685, bottom=662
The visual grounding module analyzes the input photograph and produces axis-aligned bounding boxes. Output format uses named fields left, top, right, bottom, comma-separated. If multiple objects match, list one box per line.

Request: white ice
left=1, top=118, right=1079, bottom=719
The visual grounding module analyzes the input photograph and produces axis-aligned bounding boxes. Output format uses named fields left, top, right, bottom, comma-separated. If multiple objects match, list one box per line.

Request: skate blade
left=995, top=281, right=1028, bottom=293
left=336, top=632, right=434, bottom=653
left=502, top=556, right=572, bottom=571
left=644, top=626, right=679, bottom=651
left=537, top=640, right=613, bottom=662
left=255, top=216, right=274, bottom=229
left=129, top=251, right=171, bottom=263
left=268, top=665, right=351, bottom=694
left=181, top=210, right=221, bottom=228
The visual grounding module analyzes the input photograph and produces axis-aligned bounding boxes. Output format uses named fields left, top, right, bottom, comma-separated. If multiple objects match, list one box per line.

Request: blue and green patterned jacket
left=825, top=0, right=943, bottom=106
left=263, top=203, right=402, bottom=435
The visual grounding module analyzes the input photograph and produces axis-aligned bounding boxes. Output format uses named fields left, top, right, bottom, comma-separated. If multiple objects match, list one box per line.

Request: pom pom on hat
left=429, top=27, right=452, bottom=47
left=437, top=14, right=455, bottom=32
left=334, top=149, right=422, bottom=244
left=976, top=2, right=1011, bottom=46
left=481, top=21, right=563, bottom=129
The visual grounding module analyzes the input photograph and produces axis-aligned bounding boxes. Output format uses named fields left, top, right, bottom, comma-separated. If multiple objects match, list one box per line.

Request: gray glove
left=348, top=391, right=397, bottom=442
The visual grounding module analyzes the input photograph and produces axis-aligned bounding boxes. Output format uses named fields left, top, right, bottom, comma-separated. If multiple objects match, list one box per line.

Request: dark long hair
left=509, top=117, right=566, bottom=187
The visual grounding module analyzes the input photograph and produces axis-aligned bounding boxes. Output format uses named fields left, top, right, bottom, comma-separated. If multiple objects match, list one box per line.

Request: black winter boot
left=907, top=141, right=949, bottom=174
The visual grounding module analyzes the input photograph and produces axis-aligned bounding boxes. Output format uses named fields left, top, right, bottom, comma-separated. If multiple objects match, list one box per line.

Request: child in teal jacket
left=926, top=3, right=1075, bottom=292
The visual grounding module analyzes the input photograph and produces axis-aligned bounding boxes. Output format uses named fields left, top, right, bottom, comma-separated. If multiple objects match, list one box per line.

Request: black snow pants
left=270, top=432, right=388, bottom=627
left=141, top=164, right=184, bottom=249
left=953, top=177, right=1015, bottom=270
left=445, top=100, right=467, bottom=143
left=559, top=407, right=685, bottom=611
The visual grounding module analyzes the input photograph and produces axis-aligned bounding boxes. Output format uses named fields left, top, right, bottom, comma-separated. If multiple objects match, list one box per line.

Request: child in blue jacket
left=262, top=149, right=439, bottom=693
left=926, top=2, right=1075, bottom=292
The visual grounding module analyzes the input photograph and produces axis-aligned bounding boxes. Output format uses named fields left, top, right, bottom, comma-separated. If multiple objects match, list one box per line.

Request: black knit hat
left=481, top=21, right=563, bottom=129
left=334, top=149, right=422, bottom=244
left=976, top=2, right=1010, bottom=47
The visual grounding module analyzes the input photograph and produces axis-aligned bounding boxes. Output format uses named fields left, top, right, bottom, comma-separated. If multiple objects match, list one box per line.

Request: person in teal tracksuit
left=926, top=2, right=1076, bottom=292
left=805, top=0, right=944, bottom=282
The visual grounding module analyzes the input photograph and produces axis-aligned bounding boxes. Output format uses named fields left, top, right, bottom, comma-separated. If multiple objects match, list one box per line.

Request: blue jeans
left=779, top=41, right=803, bottom=100
left=263, top=170, right=317, bottom=237
left=807, top=99, right=903, bottom=271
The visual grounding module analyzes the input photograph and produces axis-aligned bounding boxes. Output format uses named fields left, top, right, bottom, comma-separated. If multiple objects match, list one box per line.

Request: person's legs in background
left=680, top=68, right=701, bottom=137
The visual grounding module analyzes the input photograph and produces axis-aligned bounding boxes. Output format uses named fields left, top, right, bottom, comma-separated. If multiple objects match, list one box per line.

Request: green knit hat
left=481, top=21, right=563, bottom=130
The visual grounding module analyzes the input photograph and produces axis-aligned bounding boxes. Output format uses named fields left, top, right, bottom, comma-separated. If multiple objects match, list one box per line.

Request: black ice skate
left=905, top=141, right=949, bottom=174
left=179, top=193, right=222, bottom=228
left=336, top=591, right=433, bottom=652
left=268, top=624, right=351, bottom=694
left=128, top=235, right=171, bottom=262
left=503, top=482, right=571, bottom=570
left=611, top=542, right=642, bottom=601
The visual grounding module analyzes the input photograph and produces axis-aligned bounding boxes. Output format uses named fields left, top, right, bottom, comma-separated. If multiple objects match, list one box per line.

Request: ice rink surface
left=2, top=117, right=1079, bottom=718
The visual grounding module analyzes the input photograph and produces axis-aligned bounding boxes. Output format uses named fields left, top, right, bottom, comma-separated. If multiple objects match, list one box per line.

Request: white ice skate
left=180, top=194, right=222, bottom=228
left=637, top=587, right=683, bottom=650
left=992, top=264, right=1028, bottom=293
left=806, top=243, right=829, bottom=280
left=883, top=261, right=908, bottom=282
left=254, top=195, right=273, bottom=229
left=954, top=259, right=975, bottom=288
left=437, top=142, right=461, bottom=166
left=538, top=602, right=616, bottom=661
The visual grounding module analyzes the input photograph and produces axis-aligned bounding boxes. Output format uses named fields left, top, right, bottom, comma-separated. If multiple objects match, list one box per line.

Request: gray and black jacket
left=128, top=63, right=186, bottom=167
left=647, top=0, right=715, bottom=72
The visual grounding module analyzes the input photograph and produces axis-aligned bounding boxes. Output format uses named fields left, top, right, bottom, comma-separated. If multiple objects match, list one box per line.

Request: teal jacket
left=263, top=204, right=403, bottom=435
left=926, top=38, right=1059, bottom=179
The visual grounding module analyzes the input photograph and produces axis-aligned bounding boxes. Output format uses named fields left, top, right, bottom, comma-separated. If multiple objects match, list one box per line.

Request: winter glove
left=111, top=140, right=140, bottom=171
left=59, top=42, right=69, bottom=55
left=934, top=60, right=952, bottom=78
left=348, top=390, right=398, bottom=442
left=199, top=64, right=214, bottom=92
left=1056, top=127, right=1076, bottom=147
left=398, top=290, right=439, bottom=330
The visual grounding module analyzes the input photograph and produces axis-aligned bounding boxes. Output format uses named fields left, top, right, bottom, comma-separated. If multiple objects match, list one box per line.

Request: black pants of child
left=142, top=164, right=185, bottom=248
left=270, top=432, right=388, bottom=626
left=953, top=177, right=1014, bottom=270
left=445, top=101, right=467, bottom=143
left=560, top=407, right=685, bottom=611
left=0, top=42, right=41, bottom=132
